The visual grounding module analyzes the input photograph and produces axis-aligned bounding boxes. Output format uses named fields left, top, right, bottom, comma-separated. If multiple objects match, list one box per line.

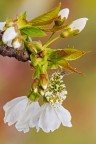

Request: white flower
left=0, top=22, right=6, bottom=31
left=2, top=26, right=18, bottom=43
left=2, top=26, right=22, bottom=49
left=58, top=8, right=69, bottom=20
left=13, top=39, right=22, bottom=49
left=3, top=96, right=40, bottom=133
left=30, top=72, right=72, bottom=133
left=31, top=103, right=72, bottom=133
left=69, top=18, right=88, bottom=33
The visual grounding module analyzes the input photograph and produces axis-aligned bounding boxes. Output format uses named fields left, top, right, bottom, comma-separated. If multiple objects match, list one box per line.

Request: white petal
left=69, top=18, right=88, bottom=32
left=4, top=98, right=28, bottom=125
left=0, top=22, right=6, bottom=31
left=40, top=104, right=61, bottom=132
left=58, top=8, right=69, bottom=19
left=13, top=39, right=21, bottom=49
left=2, top=27, right=18, bottom=43
left=55, top=105, right=72, bottom=127
left=30, top=103, right=46, bottom=130
left=32, top=104, right=61, bottom=133
left=3, top=96, right=27, bottom=111
left=3, top=96, right=28, bottom=125
left=6, top=40, right=12, bottom=47
left=15, top=102, right=40, bottom=133
left=17, top=127, right=29, bottom=133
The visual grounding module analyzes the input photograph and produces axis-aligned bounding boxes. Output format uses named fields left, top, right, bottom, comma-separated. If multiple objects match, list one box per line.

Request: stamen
left=45, top=72, right=67, bottom=106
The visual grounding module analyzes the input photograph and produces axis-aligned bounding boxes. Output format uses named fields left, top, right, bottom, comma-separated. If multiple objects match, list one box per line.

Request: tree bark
left=0, top=45, right=30, bottom=62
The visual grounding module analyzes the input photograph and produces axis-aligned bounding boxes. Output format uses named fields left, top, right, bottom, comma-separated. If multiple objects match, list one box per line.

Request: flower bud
left=61, top=18, right=88, bottom=38
left=40, top=74, right=48, bottom=90
left=68, top=18, right=88, bottom=33
left=26, top=41, right=42, bottom=54
left=60, top=30, right=71, bottom=38
left=55, top=8, right=69, bottom=26
left=33, top=78, right=39, bottom=93
left=58, top=8, right=69, bottom=20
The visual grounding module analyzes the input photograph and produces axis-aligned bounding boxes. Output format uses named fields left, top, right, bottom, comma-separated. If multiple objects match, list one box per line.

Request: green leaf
left=21, top=27, right=47, bottom=37
left=17, top=13, right=30, bottom=29
left=58, top=59, right=83, bottom=75
left=29, top=3, right=61, bottom=26
left=58, top=48, right=86, bottom=61
left=48, top=62, right=59, bottom=69
left=47, top=48, right=85, bottom=74
left=48, top=48, right=86, bottom=61
left=48, top=58, right=83, bottom=75
left=20, top=12, right=27, bottom=19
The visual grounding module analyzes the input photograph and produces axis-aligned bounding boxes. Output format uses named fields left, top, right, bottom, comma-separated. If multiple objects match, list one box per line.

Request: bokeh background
left=0, top=0, right=96, bottom=144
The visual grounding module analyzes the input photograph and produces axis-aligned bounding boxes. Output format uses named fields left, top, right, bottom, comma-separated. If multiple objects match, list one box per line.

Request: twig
left=0, top=45, right=29, bottom=62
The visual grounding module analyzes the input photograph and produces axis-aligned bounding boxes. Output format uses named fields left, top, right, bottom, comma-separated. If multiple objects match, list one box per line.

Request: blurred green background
left=0, top=0, right=96, bottom=144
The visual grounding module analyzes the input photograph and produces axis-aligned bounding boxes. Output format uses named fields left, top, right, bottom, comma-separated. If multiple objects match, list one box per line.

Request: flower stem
left=44, top=35, right=61, bottom=48
left=46, top=32, right=55, bottom=44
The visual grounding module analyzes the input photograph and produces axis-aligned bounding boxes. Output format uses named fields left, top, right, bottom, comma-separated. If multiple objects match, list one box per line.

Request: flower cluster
left=33, top=72, right=72, bottom=133
left=3, top=72, right=72, bottom=133
left=0, top=23, right=21, bottom=48
left=2, top=4, right=88, bottom=134
left=0, top=16, right=32, bottom=49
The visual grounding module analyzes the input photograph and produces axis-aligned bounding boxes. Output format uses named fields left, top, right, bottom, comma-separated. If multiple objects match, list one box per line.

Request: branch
left=0, top=31, right=30, bottom=62
left=0, top=45, right=30, bottom=62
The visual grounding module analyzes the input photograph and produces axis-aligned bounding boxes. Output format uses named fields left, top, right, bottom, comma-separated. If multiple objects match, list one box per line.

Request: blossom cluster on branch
left=0, top=3, right=88, bottom=133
